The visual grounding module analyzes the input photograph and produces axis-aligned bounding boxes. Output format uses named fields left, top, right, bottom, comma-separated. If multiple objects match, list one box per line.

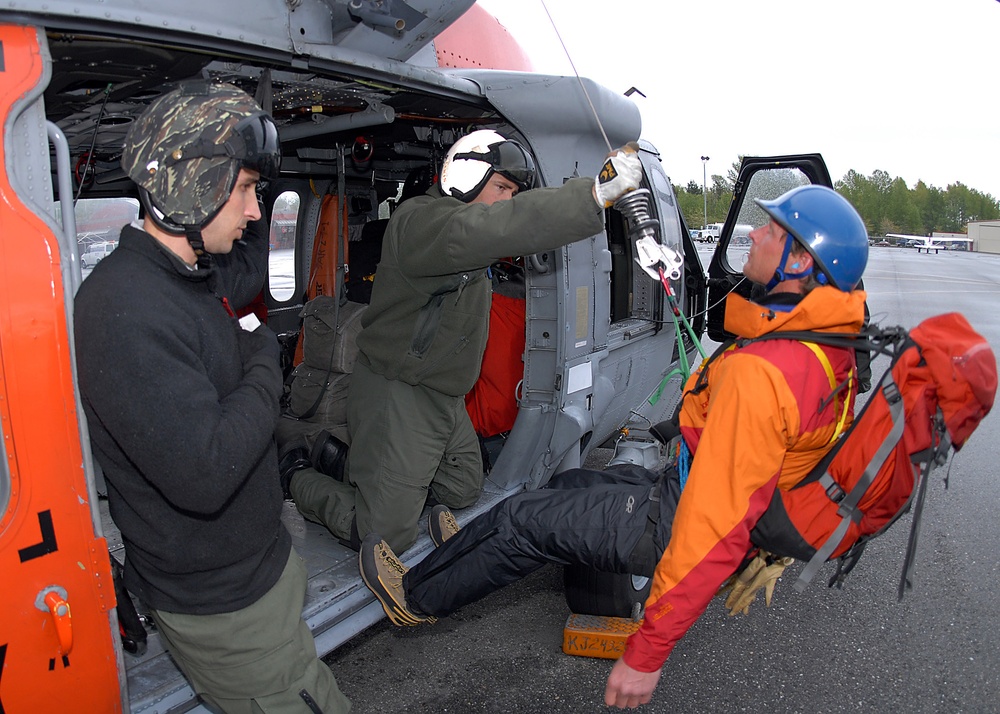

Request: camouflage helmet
left=121, top=82, right=280, bottom=230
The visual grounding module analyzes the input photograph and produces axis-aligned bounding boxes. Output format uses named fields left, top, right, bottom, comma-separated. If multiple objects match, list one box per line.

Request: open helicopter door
left=0, top=25, right=124, bottom=712
left=705, top=154, right=834, bottom=342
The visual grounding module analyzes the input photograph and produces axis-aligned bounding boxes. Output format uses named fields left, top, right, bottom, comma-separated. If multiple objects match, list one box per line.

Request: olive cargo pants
left=150, top=549, right=350, bottom=714
left=292, top=360, right=482, bottom=553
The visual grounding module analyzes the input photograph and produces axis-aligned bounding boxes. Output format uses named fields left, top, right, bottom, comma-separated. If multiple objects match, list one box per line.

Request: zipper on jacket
left=412, top=335, right=471, bottom=381
left=407, top=273, right=472, bottom=358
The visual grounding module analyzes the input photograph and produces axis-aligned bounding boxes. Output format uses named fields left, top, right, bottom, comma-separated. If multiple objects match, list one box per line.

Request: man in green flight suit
left=285, top=129, right=644, bottom=553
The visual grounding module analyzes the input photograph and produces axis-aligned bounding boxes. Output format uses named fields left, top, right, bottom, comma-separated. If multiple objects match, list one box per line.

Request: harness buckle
left=821, top=474, right=846, bottom=503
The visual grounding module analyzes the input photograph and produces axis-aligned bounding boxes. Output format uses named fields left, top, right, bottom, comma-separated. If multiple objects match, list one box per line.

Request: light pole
left=700, top=156, right=710, bottom=232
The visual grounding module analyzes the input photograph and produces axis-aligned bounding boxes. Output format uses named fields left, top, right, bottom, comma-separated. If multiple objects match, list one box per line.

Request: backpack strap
left=793, top=371, right=907, bottom=592
left=800, top=341, right=853, bottom=444
left=897, top=410, right=951, bottom=600
left=761, top=325, right=906, bottom=360
left=284, top=297, right=342, bottom=421
left=687, top=339, right=735, bottom=397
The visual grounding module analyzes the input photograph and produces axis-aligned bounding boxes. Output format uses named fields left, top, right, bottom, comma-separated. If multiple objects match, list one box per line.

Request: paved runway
left=325, top=246, right=1000, bottom=713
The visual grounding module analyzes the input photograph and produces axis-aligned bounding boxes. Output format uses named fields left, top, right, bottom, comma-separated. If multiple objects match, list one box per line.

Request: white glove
left=594, top=142, right=643, bottom=208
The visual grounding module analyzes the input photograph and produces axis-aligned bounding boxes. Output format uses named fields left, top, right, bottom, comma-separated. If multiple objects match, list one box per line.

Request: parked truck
left=699, top=222, right=724, bottom=242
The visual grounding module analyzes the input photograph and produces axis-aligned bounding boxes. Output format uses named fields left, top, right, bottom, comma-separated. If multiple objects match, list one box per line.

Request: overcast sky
left=477, top=0, right=999, bottom=200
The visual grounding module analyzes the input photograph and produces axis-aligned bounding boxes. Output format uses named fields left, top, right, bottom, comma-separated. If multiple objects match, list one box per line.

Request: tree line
left=674, top=162, right=1000, bottom=237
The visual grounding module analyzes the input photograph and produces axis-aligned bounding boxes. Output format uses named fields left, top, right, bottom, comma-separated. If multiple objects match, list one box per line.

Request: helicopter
left=0, top=1, right=837, bottom=710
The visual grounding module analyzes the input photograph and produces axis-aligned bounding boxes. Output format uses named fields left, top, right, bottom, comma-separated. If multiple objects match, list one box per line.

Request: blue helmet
left=755, top=185, right=868, bottom=291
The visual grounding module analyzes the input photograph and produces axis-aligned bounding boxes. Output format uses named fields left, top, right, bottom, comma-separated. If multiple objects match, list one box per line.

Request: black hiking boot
left=277, top=443, right=311, bottom=500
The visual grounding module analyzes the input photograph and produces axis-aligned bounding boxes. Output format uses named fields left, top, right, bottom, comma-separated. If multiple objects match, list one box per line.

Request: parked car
left=81, top=241, right=116, bottom=268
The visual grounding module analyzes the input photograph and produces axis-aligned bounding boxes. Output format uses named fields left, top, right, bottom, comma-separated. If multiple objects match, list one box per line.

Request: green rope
left=646, top=274, right=707, bottom=406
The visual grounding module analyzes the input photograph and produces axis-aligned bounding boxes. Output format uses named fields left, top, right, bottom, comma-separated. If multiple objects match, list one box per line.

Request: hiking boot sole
left=429, top=504, right=460, bottom=547
left=358, top=534, right=435, bottom=627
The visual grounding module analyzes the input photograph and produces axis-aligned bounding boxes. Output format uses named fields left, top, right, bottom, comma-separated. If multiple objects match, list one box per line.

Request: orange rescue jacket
left=623, top=286, right=867, bottom=672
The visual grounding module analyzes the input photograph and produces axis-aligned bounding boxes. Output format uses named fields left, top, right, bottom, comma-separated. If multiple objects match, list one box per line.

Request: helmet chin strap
left=449, top=168, right=493, bottom=203
left=139, top=188, right=212, bottom=268
left=766, top=234, right=816, bottom=290
left=184, top=227, right=213, bottom=270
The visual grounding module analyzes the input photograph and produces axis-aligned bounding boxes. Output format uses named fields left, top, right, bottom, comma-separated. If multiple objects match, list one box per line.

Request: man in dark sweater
left=74, top=83, right=349, bottom=713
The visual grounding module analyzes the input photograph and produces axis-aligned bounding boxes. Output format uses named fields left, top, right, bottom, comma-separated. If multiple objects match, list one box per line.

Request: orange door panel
left=0, top=24, right=124, bottom=713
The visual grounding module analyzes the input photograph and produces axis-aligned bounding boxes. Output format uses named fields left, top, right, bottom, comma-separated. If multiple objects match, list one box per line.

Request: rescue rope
left=539, top=0, right=613, bottom=153
left=644, top=265, right=708, bottom=410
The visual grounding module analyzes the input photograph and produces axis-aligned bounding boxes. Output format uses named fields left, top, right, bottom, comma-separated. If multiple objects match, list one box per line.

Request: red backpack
left=748, top=312, right=996, bottom=596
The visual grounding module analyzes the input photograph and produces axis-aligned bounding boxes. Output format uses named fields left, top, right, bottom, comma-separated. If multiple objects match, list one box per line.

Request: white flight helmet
left=439, top=129, right=536, bottom=202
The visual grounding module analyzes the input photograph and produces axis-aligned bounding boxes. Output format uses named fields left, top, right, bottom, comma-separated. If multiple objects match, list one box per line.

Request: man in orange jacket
left=358, top=185, right=869, bottom=709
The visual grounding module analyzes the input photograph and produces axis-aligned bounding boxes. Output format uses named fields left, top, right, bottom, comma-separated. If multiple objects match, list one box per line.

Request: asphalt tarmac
left=325, top=246, right=1000, bottom=713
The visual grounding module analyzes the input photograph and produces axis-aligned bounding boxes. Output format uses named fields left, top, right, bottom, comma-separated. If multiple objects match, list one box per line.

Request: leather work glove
left=717, top=550, right=794, bottom=616
left=594, top=142, right=643, bottom=208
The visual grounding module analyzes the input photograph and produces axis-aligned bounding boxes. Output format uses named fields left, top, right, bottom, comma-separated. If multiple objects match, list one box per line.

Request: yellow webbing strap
left=802, top=341, right=853, bottom=444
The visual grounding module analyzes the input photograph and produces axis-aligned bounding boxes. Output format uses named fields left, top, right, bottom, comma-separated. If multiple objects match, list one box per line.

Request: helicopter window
left=724, top=167, right=811, bottom=272
left=59, top=198, right=138, bottom=279
left=268, top=190, right=300, bottom=302
left=606, top=180, right=664, bottom=326
left=606, top=208, right=633, bottom=323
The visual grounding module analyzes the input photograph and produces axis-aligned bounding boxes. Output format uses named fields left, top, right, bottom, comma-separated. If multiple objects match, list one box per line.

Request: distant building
left=968, top=221, right=1000, bottom=254
left=931, top=231, right=968, bottom=240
